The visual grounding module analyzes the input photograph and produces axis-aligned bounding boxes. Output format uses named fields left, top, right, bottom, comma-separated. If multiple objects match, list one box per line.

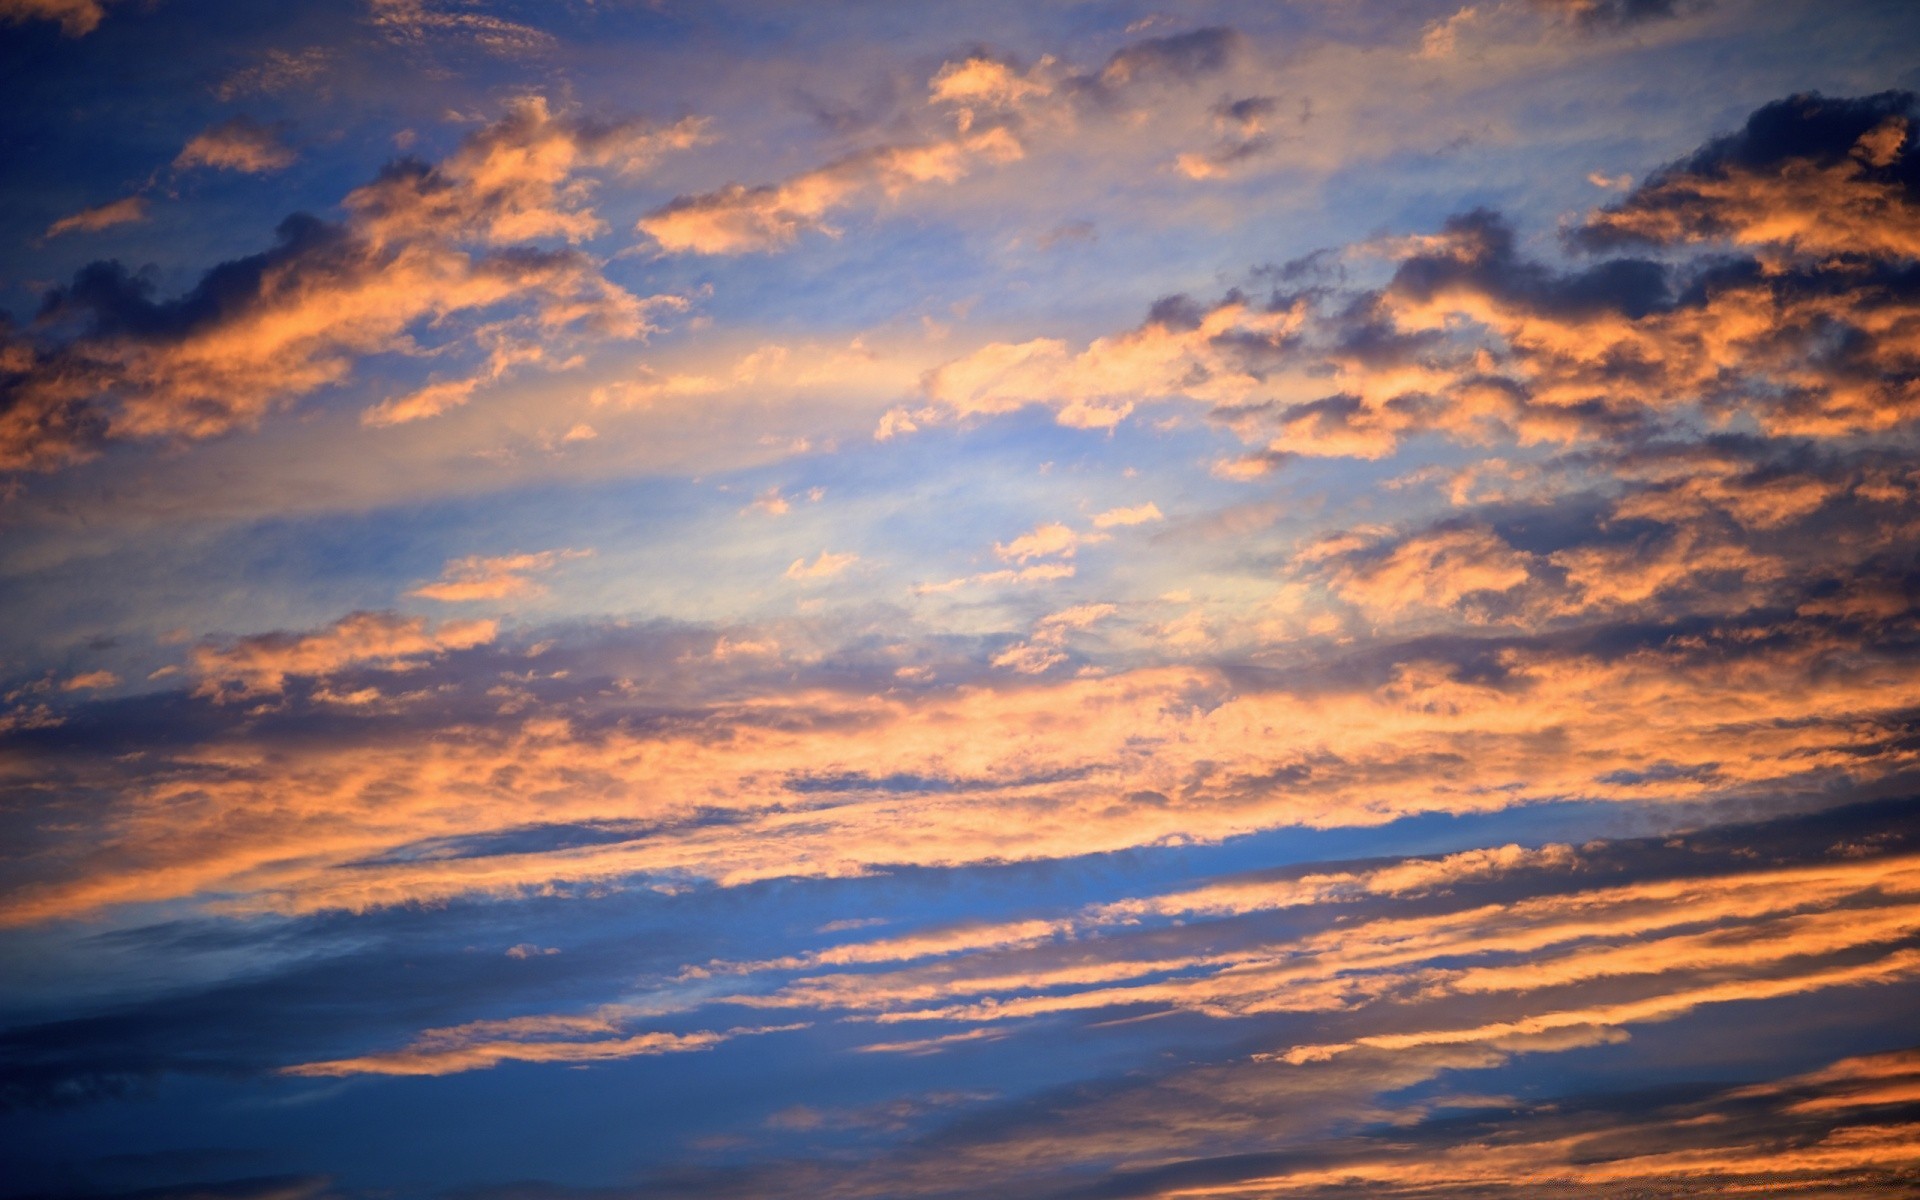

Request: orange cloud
left=191, top=610, right=496, bottom=698
left=42, top=195, right=145, bottom=238
left=409, top=548, right=591, bottom=602
left=7, top=97, right=698, bottom=472
left=174, top=118, right=295, bottom=173
left=785, top=550, right=860, bottom=581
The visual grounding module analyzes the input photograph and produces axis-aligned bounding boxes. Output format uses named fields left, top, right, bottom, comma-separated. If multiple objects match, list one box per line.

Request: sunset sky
left=4, top=1, right=1920, bottom=1196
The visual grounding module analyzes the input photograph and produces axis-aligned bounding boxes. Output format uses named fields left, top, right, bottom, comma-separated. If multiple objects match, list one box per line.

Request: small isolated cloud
left=995, top=522, right=1096, bottom=562
left=174, top=118, right=296, bottom=174
left=0, top=0, right=106, bottom=36
left=747, top=487, right=790, bottom=515
left=505, top=943, right=559, bottom=959
left=60, top=670, right=119, bottom=691
left=1091, top=502, right=1163, bottom=528
left=410, top=548, right=590, bottom=602
left=786, top=550, right=859, bottom=581
left=989, top=520, right=1111, bottom=569
left=43, top=195, right=145, bottom=238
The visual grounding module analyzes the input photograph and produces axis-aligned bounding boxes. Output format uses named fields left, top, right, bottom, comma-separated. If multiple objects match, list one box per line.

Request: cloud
left=282, top=1012, right=731, bottom=1077
left=9, top=591, right=1920, bottom=927
left=4, top=97, right=699, bottom=472
left=915, top=562, right=1078, bottom=593
left=889, top=92, right=1920, bottom=466
left=1322, top=526, right=1534, bottom=622
left=1531, top=0, right=1687, bottom=29
left=365, top=0, right=553, bottom=56
left=409, top=548, right=591, bottom=602
left=1091, top=502, right=1163, bottom=528
left=1577, top=91, right=1919, bottom=260
left=906, top=295, right=1304, bottom=434
left=991, top=603, right=1117, bottom=674
left=60, top=670, right=120, bottom=691
left=214, top=47, right=331, bottom=101
left=42, top=195, right=145, bottom=238
left=638, top=129, right=1024, bottom=255
left=785, top=550, right=859, bottom=581
left=174, top=118, right=296, bottom=174
left=995, top=522, right=1094, bottom=563
left=0, top=0, right=105, bottom=36
left=640, top=27, right=1244, bottom=257
left=1096, top=1047, right=1920, bottom=1198
left=1083, top=26, right=1244, bottom=93
left=190, top=610, right=496, bottom=698
left=1418, top=7, right=1479, bottom=59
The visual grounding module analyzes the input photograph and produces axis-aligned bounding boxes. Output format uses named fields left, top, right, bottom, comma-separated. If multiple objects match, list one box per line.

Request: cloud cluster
left=903, top=91, right=1920, bottom=463
left=639, top=28, right=1245, bottom=255
left=3, top=97, right=699, bottom=471
left=191, top=610, right=496, bottom=699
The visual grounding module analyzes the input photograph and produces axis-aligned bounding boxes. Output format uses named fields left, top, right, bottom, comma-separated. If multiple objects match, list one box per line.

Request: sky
left=3, top=0, right=1920, bottom=1196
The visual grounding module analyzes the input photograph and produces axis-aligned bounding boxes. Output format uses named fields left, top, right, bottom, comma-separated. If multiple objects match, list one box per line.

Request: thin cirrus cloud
left=3, top=7, right=1920, bottom=1200
left=41, top=194, right=145, bottom=238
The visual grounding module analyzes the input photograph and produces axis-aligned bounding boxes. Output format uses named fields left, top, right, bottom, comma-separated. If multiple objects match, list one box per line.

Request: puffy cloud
left=1577, top=91, right=1919, bottom=260
left=349, top=96, right=708, bottom=247
left=894, top=93, right=1920, bottom=464
left=907, top=296, right=1303, bottom=433
left=174, top=118, right=296, bottom=174
left=994, top=521, right=1093, bottom=563
left=3, top=97, right=698, bottom=472
left=1324, top=526, right=1534, bottom=622
left=990, top=603, right=1116, bottom=674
